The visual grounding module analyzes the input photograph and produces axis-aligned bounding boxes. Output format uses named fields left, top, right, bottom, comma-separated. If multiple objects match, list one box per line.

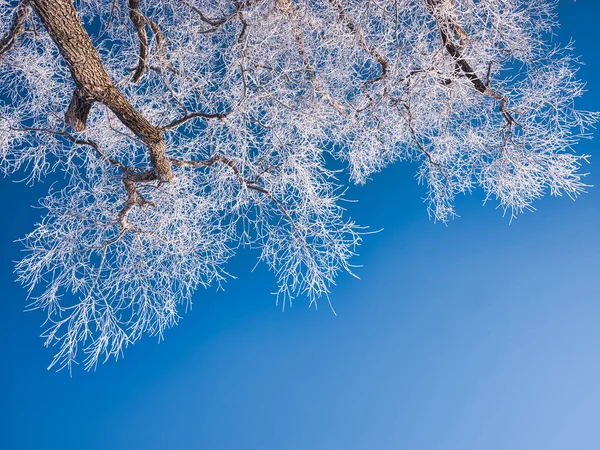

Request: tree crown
left=0, top=0, right=596, bottom=371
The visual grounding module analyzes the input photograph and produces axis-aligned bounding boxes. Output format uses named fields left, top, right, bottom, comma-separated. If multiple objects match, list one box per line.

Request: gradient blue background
left=1, top=1, right=599, bottom=449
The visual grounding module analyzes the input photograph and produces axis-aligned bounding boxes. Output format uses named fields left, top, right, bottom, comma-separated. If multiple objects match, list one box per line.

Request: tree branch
left=30, top=0, right=174, bottom=181
left=161, top=110, right=228, bottom=131
left=128, top=0, right=150, bottom=83
left=177, top=0, right=237, bottom=28
left=171, top=155, right=298, bottom=230
left=0, top=3, right=30, bottom=61
left=328, top=0, right=389, bottom=88
left=426, top=0, right=516, bottom=125
left=5, top=123, right=125, bottom=169
left=127, top=0, right=166, bottom=83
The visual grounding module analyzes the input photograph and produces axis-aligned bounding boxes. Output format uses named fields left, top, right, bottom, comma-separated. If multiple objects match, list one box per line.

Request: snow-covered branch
left=0, top=0, right=596, bottom=370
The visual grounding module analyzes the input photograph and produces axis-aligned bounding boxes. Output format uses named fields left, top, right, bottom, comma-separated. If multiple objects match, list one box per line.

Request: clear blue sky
left=1, top=1, right=599, bottom=449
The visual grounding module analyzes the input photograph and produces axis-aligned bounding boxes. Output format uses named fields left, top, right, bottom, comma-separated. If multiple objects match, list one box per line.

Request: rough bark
left=128, top=0, right=150, bottom=83
left=65, top=89, right=93, bottom=132
left=30, top=0, right=174, bottom=181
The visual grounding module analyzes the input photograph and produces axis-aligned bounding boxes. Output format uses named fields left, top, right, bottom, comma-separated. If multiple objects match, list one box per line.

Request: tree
left=0, top=0, right=595, bottom=371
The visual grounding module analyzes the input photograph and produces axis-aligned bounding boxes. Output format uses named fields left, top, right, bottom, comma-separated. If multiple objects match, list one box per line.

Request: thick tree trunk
left=30, top=0, right=174, bottom=181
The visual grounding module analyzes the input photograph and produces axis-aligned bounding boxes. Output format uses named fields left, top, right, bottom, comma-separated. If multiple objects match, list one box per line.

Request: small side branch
left=161, top=110, right=228, bottom=131
left=128, top=0, right=149, bottom=83
left=171, top=155, right=298, bottom=229
left=293, top=25, right=348, bottom=116
left=161, top=80, right=247, bottom=131
left=426, top=0, right=516, bottom=125
left=329, top=0, right=388, bottom=88
left=177, top=0, right=236, bottom=28
left=128, top=0, right=166, bottom=83
left=0, top=3, right=30, bottom=60
left=118, top=178, right=155, bottom=229
left=5, top=123, right=126, bottom=169
left=273, top=0, right=348, bottom=116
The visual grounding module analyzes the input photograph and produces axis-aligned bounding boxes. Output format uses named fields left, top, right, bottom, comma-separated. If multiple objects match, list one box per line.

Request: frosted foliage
left=0, top=0, right=596, bottom=370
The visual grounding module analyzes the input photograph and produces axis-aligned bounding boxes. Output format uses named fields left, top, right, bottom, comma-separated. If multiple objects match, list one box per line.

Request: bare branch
left=328, top=0, right=389, bottom=88
left=128, top=0, right=150, bottom=83
left=0, top=3, right=30, bottom=61
left=426, top=0, right=516, bottom=125
left=128, top=0, right=167, bottom=83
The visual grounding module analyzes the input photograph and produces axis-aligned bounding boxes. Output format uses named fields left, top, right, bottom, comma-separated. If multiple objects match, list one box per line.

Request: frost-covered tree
left=0, top=0, right=595, bottom=370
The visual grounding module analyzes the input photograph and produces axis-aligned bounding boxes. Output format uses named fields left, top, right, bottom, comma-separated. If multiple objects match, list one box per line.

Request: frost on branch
left=0, top=0, right=596, bottom=370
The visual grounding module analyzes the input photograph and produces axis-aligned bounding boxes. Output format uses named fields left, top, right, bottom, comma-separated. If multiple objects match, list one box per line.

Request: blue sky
left=1, top=1, right=600, bottom=449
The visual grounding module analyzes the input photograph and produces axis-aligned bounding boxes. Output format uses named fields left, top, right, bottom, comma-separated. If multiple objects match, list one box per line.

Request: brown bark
left=65, top=89, right=93, bottom=132
left=128, top=0, right=150, bottom=83
left=30, top=0, right=174, bottom=181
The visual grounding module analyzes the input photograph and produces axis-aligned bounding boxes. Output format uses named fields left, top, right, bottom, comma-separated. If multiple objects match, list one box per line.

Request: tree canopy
left=0, top=0, right=596, bottom=370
